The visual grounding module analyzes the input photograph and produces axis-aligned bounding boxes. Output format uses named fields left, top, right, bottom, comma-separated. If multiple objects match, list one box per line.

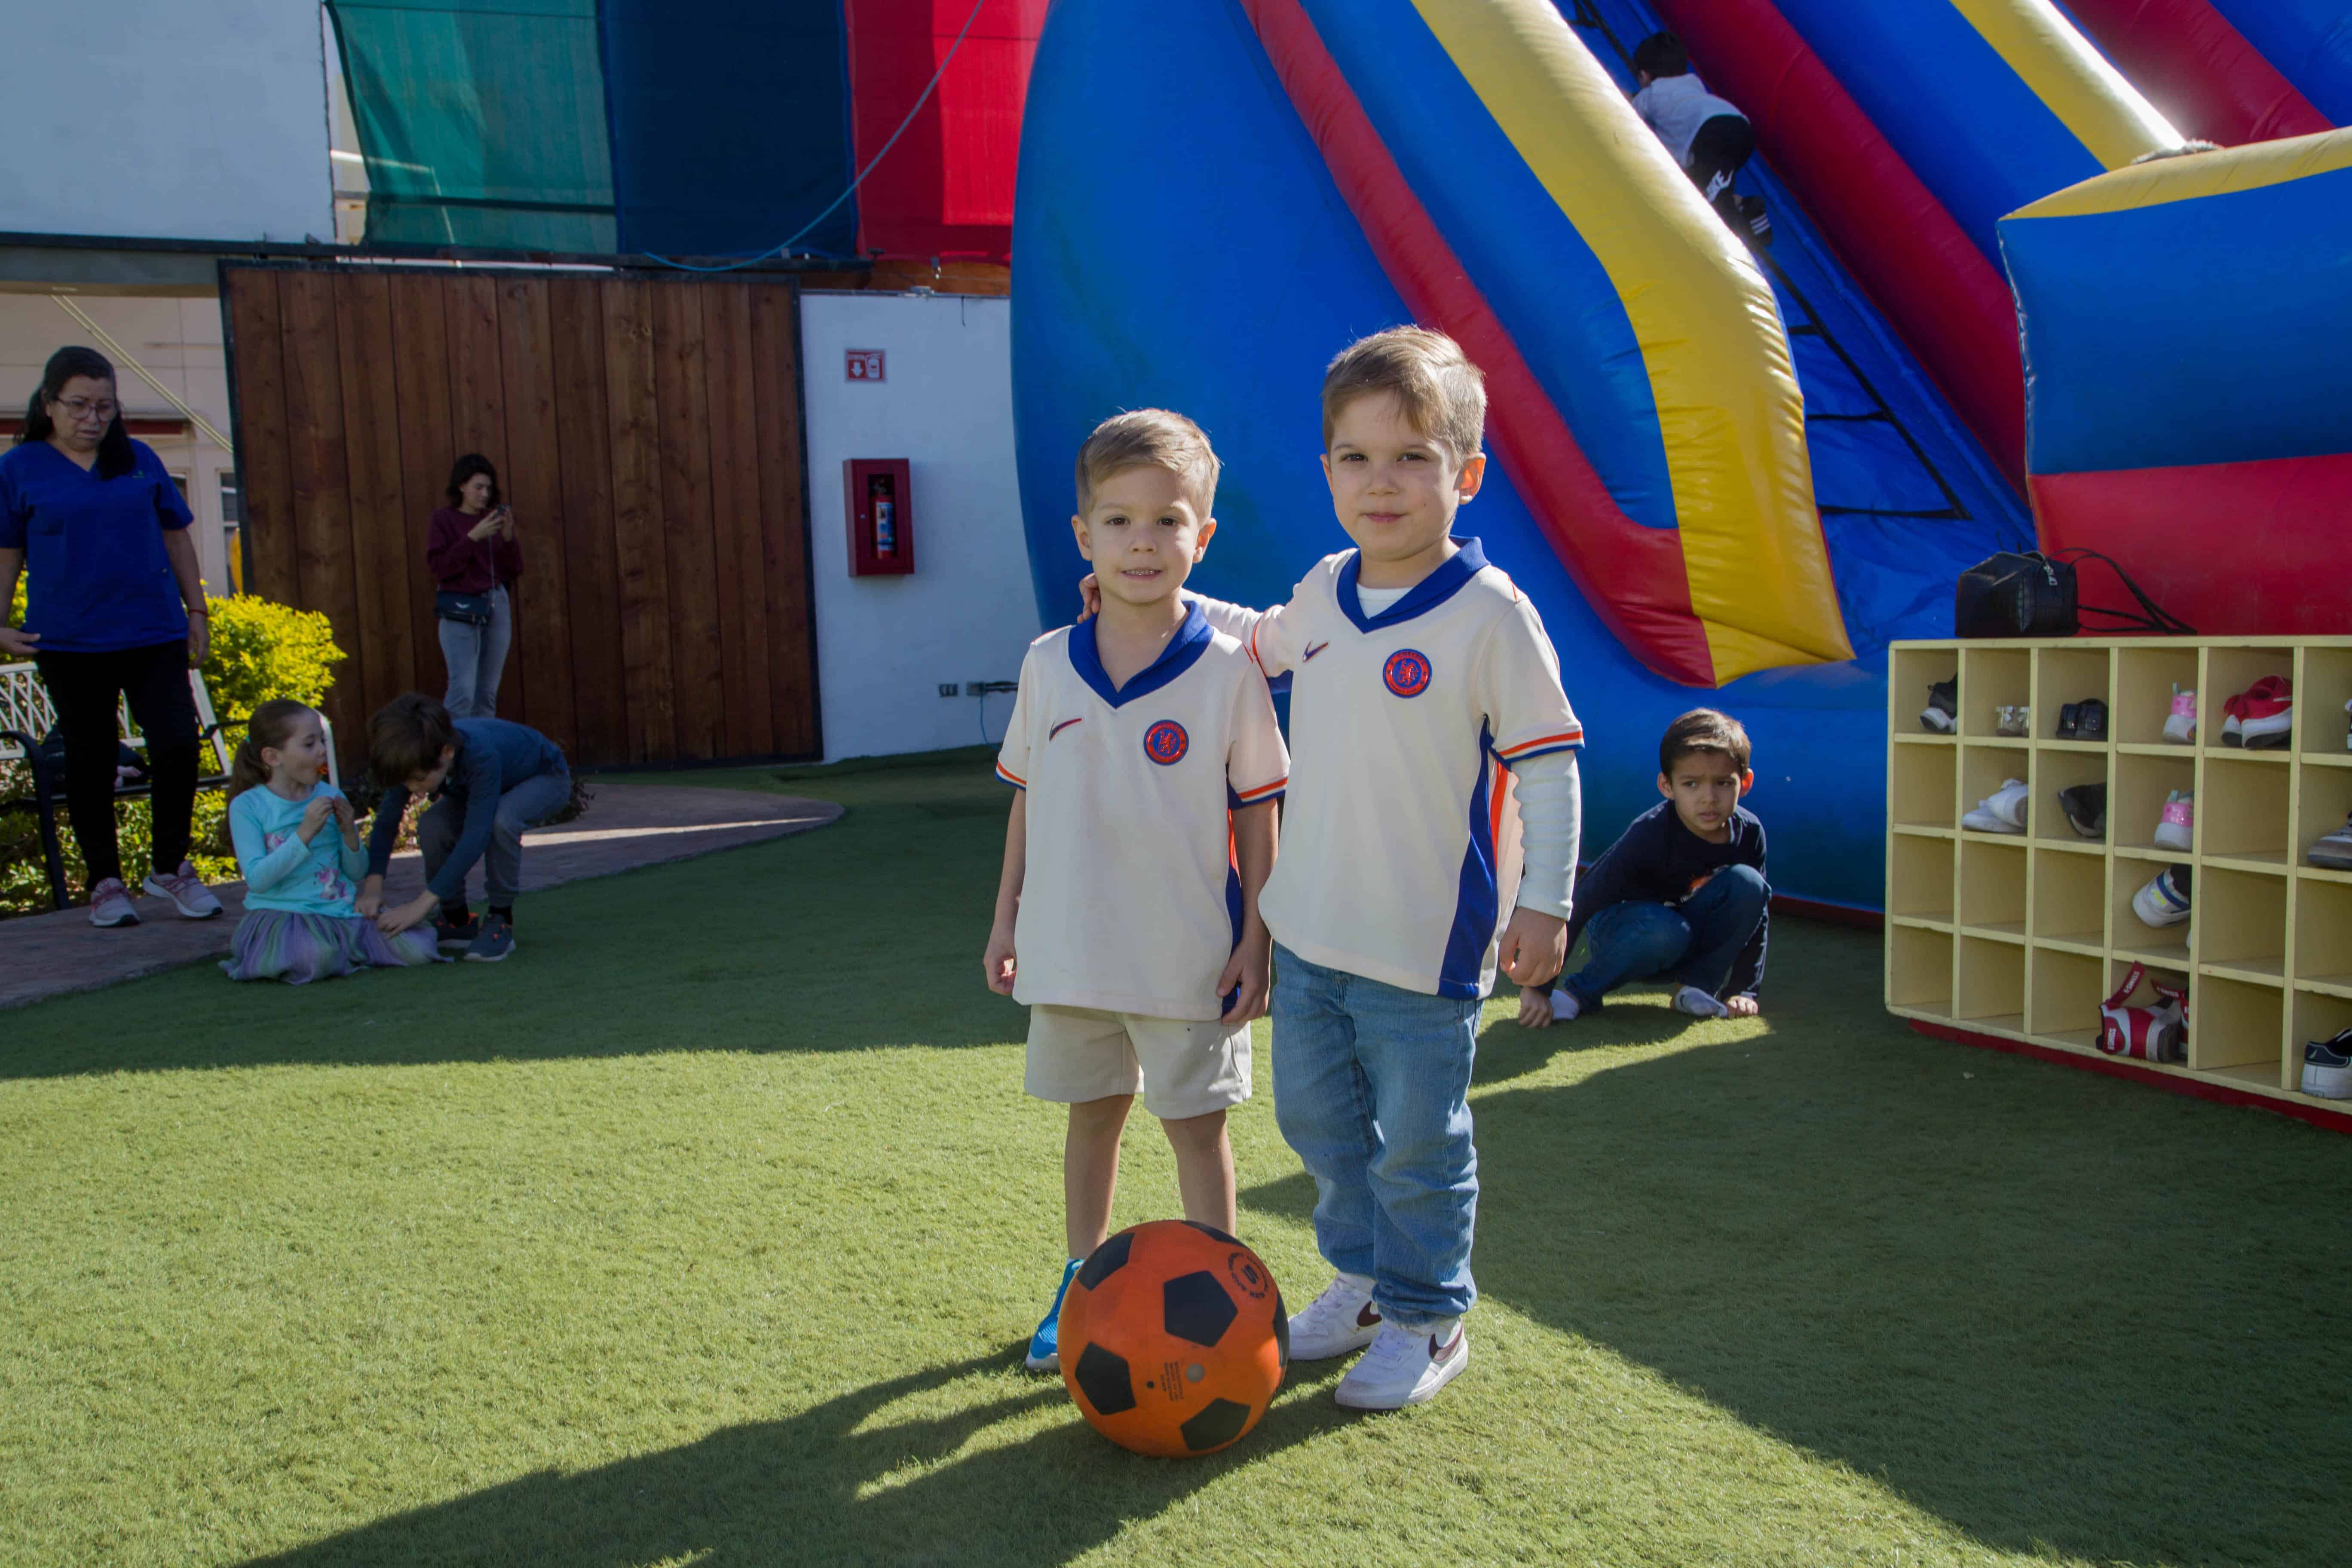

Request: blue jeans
left=416, top=766, right=569, bottom=905
left=438, top=585, right=512, bottom=719
left=1561, top=863, right=1769, bottom=1009
left=1271, top=943, right=1482, bottom=1328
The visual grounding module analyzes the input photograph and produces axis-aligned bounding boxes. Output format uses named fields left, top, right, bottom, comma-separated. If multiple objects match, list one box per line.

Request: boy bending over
left=1522, top=709, right=1768, bottom=1027
left=986, top=410, right=1287, bottom=1375
left=357, top=692, right=573, bottom=963
left=1180, top=328, right=1584, bottom=1409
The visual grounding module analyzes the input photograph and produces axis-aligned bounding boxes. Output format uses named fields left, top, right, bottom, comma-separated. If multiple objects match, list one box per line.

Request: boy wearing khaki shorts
left=983, top=410, right=1287, bottom=1374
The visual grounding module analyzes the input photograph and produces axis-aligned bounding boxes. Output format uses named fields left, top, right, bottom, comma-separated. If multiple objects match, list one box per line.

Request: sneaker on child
left=1920, top=680, right=1956, bottom=734
left=141, top=860, right=222, bottom=920
left=1673, top=985, right=1729, bottom=1019
left=1026, top=1257, right=1084, bottom=1373
left=1287, top=1271, right=1383, bottom=1360
left=2303, top=1029, right=2352, bottom=1100
left=2131, top=864, right=2192, bottom=928
left=2220, top=676, right=2292, bottom=749
left=2152, top=790, right=2194, bottom=852
left=1960, top=778, right=2027, bottom=834
left=2163, top=686, right=2197, bottom=744
left=2309, top=812, right=2352, bottom=870
left=463, top=910, right=516, bottom=963
left=86, top=876, right=139, bottom=928
left=1333, top=1320, right=1469, bottom=1410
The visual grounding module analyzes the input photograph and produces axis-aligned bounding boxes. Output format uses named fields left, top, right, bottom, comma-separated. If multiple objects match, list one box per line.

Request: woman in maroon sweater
left=427, top=454, right=523, bottom=718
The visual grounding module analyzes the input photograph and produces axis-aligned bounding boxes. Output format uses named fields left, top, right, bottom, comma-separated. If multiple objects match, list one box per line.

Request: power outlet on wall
left=970, top=680, right=1020, bottom=696
left=938, top=683, right=960, bottom=698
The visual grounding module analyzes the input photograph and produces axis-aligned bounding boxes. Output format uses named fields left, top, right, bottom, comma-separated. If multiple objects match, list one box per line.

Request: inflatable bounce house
left=1009, top=0, right=2352, bottom=911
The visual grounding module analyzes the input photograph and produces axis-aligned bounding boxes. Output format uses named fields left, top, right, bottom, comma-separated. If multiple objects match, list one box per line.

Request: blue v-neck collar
left=1070, top=601, right=1214, bottom=708
left=1338, top=537, right=1488, bottom=633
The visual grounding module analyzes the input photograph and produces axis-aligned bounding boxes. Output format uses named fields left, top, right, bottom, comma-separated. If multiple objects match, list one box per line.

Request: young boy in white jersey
left=984, top=410, right=1289, bottom=1375
left=1145, top=328, right=1585, bottom=1409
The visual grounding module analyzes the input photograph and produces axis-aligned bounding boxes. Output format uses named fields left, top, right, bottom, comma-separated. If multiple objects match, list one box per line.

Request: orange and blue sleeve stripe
left=1495, top=727, right=1585, bottom=766
left=1229, top=775, right=1289, bottom=808
left=995, top=761, right=1026, bottom=789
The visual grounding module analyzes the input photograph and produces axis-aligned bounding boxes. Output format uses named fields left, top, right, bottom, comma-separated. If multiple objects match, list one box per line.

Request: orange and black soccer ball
left=1059, top=1219, right=1288, bottom=1458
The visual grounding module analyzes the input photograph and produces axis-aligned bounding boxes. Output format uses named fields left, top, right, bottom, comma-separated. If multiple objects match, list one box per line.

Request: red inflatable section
left=1238, top=0, right=1716, bottom=685
left=1649, top=0, right=2024, bottom=485
left=2060, top=0, right=2328, bottom=145
left=844, top=0, right=1046, bottom=263
left=2031, top=452, right=2352, bottom=634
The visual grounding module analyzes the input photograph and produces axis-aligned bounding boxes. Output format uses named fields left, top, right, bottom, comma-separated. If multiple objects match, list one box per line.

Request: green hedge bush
left=1, top=590, right=345, bottom=916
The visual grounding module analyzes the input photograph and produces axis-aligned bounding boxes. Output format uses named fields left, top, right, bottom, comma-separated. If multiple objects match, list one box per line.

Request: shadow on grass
left=1248, top=989, right=2351, bottom=1565
left=242, top=1350, right=1357, bottom=1568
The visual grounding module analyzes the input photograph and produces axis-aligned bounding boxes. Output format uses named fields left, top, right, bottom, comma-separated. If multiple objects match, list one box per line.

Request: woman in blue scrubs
left=0, top=346, right=224, bottom=928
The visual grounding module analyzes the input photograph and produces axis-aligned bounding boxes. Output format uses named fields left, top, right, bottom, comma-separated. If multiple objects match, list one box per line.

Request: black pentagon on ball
left=1271, top=1283, right=1289, bottom=1371
left=1077, top=1229, right=1133, bottom=1290
left=1179, top=1398, right=1254, bottom=1453
left=1072, top=1342, right=1137, bottom=1415
left=1182, top=1220, right=1242, bottom=1246
left=1162, top=1270, right=1238, bottom=1347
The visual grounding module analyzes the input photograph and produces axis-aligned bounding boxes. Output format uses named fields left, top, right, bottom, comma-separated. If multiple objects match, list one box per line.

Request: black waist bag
left=1956, top=549, right=2193, bottom=638
left=435, top=590, right=493, bottom=625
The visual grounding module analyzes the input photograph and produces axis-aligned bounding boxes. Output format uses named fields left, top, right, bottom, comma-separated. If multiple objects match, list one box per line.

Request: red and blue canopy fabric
left=2001, top=130, right=2352, bottom=634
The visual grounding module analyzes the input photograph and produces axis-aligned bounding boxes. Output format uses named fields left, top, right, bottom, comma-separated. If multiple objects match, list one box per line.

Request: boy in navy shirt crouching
left=1521, top=709, right=1767, bottom=1026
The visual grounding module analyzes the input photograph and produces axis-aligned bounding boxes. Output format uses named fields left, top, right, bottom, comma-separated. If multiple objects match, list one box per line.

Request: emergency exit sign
left=846, top=349, right=885, bottom=382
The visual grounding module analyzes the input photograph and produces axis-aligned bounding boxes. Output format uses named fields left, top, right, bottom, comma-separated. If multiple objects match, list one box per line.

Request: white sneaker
left=1960, top=778, right=2027, bottom=834
left=142, top=860, right=223, bottom=919
left=2163, top=686, right=2196, bottom=744
left=87, top=877, right=140, bottom=928
left=1333, top=1321, right=1470, bottom=1410
left=1287, top=1271, right=1382, bottom=1360
left=1674, top=985, right=1729, bottom=1018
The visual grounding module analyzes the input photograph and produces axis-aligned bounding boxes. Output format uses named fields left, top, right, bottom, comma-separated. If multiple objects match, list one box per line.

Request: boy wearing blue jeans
left=1180, top=329, right=1584, bottom=1409
left=355, top=692, right=573, bottom=964
left=1520, top=709, right=1768, bottom=1028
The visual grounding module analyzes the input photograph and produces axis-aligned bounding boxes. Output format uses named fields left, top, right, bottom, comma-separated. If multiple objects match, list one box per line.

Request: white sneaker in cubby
left=1960, top=779, right=2027, bottom=835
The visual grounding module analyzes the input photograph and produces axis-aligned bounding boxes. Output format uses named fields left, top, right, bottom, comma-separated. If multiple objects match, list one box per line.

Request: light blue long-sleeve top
left=228, top=782, right=369, bottom=916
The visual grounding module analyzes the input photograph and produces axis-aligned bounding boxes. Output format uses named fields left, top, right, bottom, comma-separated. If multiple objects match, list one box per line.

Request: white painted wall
left=0, top=295, right=238, bottom=597
left=799, top=292, right=1042, bottom=763
left=3, top=0, right=331, bottom=243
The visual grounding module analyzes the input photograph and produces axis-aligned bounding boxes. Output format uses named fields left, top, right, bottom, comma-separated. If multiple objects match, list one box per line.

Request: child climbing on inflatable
left=219, top=698, right=444, bottom=985
left=1632, top=31, right=1772, bottom=249
left=1519, top=709, right=1768, bottom=1028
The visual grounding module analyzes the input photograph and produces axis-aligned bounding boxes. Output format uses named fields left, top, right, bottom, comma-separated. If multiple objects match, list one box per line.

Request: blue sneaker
left=1026, top=1258, right=1083, bottom=1374
left=463, top=911, right=516, bottom=963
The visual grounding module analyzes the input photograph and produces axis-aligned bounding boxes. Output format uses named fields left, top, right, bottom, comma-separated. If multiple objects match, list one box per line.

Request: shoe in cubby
left=2163, top=686, right=2196, bottom=744
left=2129, top=864, right=2191, bottom=931
left=2220, top=675, right=2293, bottom=750
left=1961, top=778, right=2028, bottom=836
left=2151, top=790, right=2194, bottom=853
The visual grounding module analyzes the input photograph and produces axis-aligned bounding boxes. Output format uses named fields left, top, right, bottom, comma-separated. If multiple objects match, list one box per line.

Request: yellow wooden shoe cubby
left=1885, top=636, right=2352, bottom=1121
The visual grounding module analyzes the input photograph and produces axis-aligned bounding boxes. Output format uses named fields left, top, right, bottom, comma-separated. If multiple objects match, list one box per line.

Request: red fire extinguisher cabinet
left=844, top=459, right=913, bottom=576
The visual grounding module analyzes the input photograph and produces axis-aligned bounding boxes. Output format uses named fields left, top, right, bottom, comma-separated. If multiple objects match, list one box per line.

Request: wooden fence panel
left=545, top=277, right=628, bottom=766
left=386, top=273, right=456, bottom=726
left=222, top=265, right=818, bottom=769
left=333, top=273, right=417, bottom=723
left=496, top=279, right=577, bottom=755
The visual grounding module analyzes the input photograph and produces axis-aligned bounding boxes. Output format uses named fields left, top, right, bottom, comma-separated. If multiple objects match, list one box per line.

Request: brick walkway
left=0, top=784, right=841, bottom=1011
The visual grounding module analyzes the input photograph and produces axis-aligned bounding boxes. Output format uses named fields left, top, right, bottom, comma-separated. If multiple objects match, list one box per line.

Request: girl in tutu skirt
left=220, top=699, right=445, bottom=984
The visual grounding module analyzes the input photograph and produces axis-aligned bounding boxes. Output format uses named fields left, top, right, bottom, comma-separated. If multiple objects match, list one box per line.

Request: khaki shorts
left=1025, top=1005, right=1253, bottom=1120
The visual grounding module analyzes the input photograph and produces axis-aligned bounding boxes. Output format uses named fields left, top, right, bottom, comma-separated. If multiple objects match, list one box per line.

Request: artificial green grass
left=2, top=751, right=2346, bottom=1565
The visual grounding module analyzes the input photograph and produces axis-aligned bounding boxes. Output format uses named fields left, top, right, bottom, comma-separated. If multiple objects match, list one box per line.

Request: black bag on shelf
left=1954, top=549, right=2193, bottom=639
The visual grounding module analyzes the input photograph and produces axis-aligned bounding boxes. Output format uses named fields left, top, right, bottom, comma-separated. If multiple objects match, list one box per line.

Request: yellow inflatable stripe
left=1945, top=0, right=2179, bottom=169
left=1406, top=0, right=1850, bottom=678
left=2011, top=126, right=2352, bottom=218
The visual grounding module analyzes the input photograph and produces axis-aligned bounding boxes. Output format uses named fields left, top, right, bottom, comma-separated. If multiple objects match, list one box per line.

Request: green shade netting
left=328, top=0, right=616, bottom=251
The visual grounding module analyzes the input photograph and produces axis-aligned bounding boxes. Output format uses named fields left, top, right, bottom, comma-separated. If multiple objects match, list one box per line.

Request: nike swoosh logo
left=1356, top=1302, right=1381, bottom=1329
left=1429, top=1329, right=1464, bottom=1364
left=1049, top=718, right=1083, bottom=740
left=1303, top=642, right=1330, bottom=661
